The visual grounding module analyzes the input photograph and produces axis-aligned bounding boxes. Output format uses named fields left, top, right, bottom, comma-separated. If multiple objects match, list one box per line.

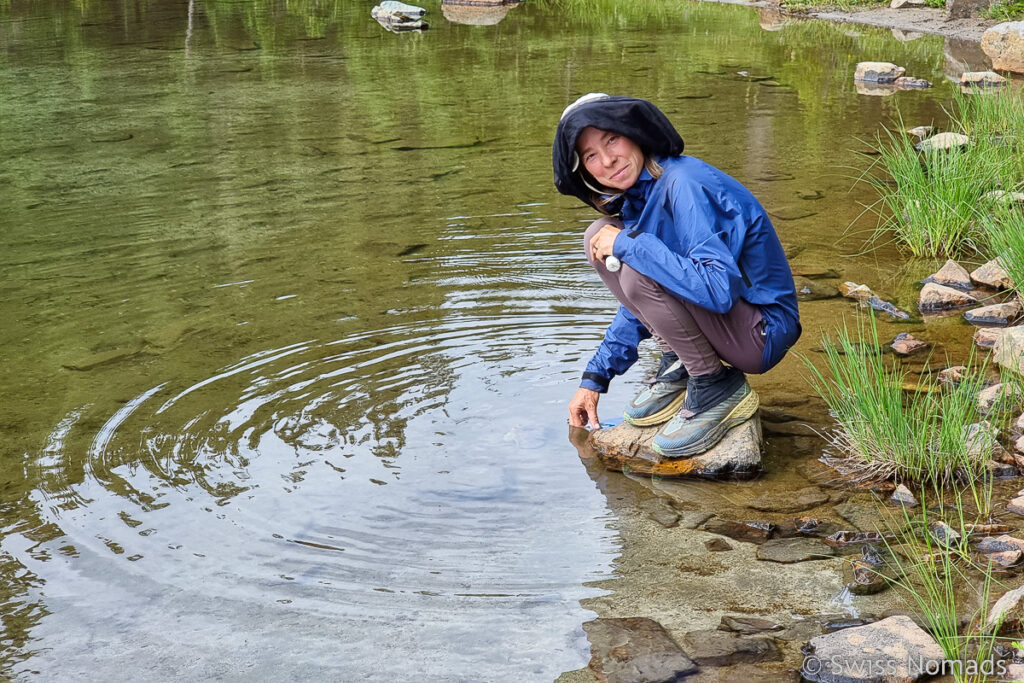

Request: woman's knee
left=618, top=264, right=662, bottom=301
left=583, top=217, right=625, bottom=262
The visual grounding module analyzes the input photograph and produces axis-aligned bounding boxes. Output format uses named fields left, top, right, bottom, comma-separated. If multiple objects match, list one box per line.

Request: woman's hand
left=588, top=225, right=621, bottom=265
left=569, top=387, right=601, bottom=429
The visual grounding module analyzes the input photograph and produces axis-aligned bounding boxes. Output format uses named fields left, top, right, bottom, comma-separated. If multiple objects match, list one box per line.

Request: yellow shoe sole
left=622, top=390, right=687, bottom=427
left=652, top=389, right=760, bottom=458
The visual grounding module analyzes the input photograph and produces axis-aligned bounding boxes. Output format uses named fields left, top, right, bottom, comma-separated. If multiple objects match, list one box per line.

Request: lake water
left=0, top=0, right=982, bottom=679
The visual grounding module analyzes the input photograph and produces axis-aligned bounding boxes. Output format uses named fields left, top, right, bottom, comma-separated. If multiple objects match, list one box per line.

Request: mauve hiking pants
left=585, top=217, right=766, bottom=377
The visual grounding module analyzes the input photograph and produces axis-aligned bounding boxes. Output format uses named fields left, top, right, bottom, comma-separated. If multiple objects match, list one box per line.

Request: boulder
left=890, top=333, right=928, bottom=355
left=984, top=585, right=1024, bottom=633
left=947, top=0, right=992, bottom=19
left=971, top=259, right=1013, bottom=290
left=682, top=630, right=782, bottom=666
left=895, top=76, right=931, bottom=88
left=583, top=617, right=698, bottom=683
left=918, top=282, right=978, bottom=311
left=994, top=327, right=1024, bottom=376
left=801, top=615, right=945, bottom=682
left=974, top=326, right=1002, bottom=349
left=916, top=132, right=970, bottom=152
left=981, top=22, right=1024, bottom=74
left=588, top=417, right=762, bottom=479
left=960, top=70, right=1007, bottom=87
left=965, top=301, right=1022, bottom=326
left=756, top=537, right=835, bottom=563
left=924, top=259, right=972, bottom=290
left=854, top=62, right=906, bottom=82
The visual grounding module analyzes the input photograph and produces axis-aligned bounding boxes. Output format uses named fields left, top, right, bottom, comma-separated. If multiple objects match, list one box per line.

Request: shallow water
left=0, top=0, right=989, bottom=679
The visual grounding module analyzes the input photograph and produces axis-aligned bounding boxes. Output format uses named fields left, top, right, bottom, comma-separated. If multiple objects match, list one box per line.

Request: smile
left=610, top=166, right=628, bottom=181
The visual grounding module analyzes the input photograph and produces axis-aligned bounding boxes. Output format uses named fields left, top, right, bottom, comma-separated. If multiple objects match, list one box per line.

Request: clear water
left=0, top=0, right=979, bottom=679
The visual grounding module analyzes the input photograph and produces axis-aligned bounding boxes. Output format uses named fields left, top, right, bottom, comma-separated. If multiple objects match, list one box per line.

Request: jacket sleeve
left=580, top=305, right=651, bottom=393
left=611, top=176, right=745, bottom=314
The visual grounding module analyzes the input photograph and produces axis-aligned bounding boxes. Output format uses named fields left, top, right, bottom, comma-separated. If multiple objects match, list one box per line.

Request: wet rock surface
left=584, top=617, right=698, bottom=683
left=704, top=538, right=732, bottom=552
left=747, top=486, right=830, bottom=513
left=703, top=519, right=776, bottom=544
left=833, top=500, right=882, bottom=532
left=960, top=70, right=1007, bottom=87
left=793, top=276, right=839, bottom=301
left=890, top=332, right=927, bottom=355
left=718, top=616, right=783, bottom=635
left=589, top=418, right=762, bottom=479
left=984, top=585, right=1024, bottom=633
left=975, top=326, right=1002, bottom=349
left=890, top=484, right=918, bottom=507
left=918, top=282, right=978, bottom=310
left=756, top=537, right=836, bottom=563
left=964, top=301, right=1021, bottom=326
left=854, top=61, right=905, bottom=82
left=801, top=615, right=945, bottom=682
left=682, top=629, right=782, bottom=666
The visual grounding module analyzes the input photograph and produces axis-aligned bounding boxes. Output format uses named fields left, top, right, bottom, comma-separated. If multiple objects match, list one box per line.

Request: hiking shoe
left=652, top=381, right=759, bottom=458
left=623, top=378, right=687, bottom=426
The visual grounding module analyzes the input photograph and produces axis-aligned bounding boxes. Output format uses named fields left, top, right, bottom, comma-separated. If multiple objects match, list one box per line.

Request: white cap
left=561, top=93, right=610, bottom=173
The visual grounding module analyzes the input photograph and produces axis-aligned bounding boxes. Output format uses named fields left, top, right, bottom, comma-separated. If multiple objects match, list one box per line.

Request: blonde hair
left=591, top=156, right=664, bottom=215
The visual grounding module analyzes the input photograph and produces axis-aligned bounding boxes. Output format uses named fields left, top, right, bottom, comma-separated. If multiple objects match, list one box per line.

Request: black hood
left=552, top=95, right=684, bottom=211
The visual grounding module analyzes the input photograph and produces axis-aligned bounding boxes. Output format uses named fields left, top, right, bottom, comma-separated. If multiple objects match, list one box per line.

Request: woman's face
left=576, top=126, right=645, bottom=192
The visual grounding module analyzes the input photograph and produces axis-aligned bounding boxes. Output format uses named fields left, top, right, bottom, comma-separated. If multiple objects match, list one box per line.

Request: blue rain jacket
left=580, top=155, right=801, bottom=393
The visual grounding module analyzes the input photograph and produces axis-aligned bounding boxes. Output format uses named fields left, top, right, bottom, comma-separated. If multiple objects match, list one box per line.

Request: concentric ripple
left=19, top=313, right=620, bottom=681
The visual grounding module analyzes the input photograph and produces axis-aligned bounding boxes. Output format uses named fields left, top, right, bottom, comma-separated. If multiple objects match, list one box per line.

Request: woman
left=553, top=93, right=801, bottom=458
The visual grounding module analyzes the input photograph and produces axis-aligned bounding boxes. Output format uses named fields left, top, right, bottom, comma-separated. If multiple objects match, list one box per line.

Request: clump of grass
left=982, top=203, right=1024, bottom=293
left=855, top=129, right=1003, bottom=258
left=949, top=87, right=1024, bottom=191
left=803, top=312, right=992, bottom=489
left=982, top=0, right=1024, bottom=19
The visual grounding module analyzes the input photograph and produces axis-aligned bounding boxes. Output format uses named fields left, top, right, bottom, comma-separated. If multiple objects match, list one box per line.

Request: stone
left=890, top=333, right=927, bottom=356
left=985, top=548, right=1023, bottom=567
left=833, top=501, right=880, bottom=532
left=947, top=0, right=992, bottom=19
left=918, top=282, right=978, bottom=311
left=965, top=301, right=1022, bottom=327
left=894, top=76, right=931, bottom=88
left=984, top=585, right=1024, bottom=633
left=639, top=499, right=680, bottom=529
left=839, top=281, right=873, bottom=301
left=583, top=617, right=698, bottom=683
left=441, top=2, right=519, bottom=26
left=756, top=537, right=835, bottom=563
left=677, top=511, right=714, bottom=529
left=776, top=517, right=843, bottom=538
left=589, top=417, right=762, bottom=480
left=705, top=538, right=732, bottom=552
left=928, top=521, right=962, bottom=547
left=923, top=259, right=972, bottom=290
left=1017, top=435, right=1024, bottom=455
left=703, top=519, right=776, bottom=544
left=891, top=484, right=919, bottom=507
left=988, top=459, right=1019, bottom=478
left=965, top=422, right=998, bottom=459
left=793, top=276, right=838, bottom=301
left=791, top=265, right=839, bottom=278
left=977, top=535, right=1024, bottom=565
left=801, top=615, right=945, bottom=682
left=938, top=366, right=967, bottom=385
left=916, top=132, right=971, bottom=152
left=960, top=70, right=1008, bottom=87
left=995, top=327, right=1024, bottom=376
left=854, top=61, right=906, bottom=83
left=906, top=125, right=933, bottom=138
left=978, top=383, right=1022, bottom=415
left=718, top=616, right=783, bottom=634
left=846, top=558, right=889, bottom=595
left=983, top=190, right=1024, bottom=204
left=682, top=630, right=782, bottom=666
left=974, top=326, right=1002, bottom=349
left=971, top=259, right=1013, bottom=290
left=371, top=2, right=429, bottom=31
left=1009, top=496, right=1024, bottom=516
left=747, top=486, right=829, bottom=513
left=981, top=22, right=1024, bottom=74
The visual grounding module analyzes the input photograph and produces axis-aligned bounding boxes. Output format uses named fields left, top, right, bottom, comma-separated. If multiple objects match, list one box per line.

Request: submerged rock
left=918, top=282, right=978, bottom=311
left=747, top=486, right=829, bottom=513
left=1008, top=495, right=1024, bottom=516
left=682, top=630, right=782, bottom=666
left=971, top=259, right=1013, bottom=290
left=756, top=537, right=835, bottom=563
left=703, top=518, right=776, bottom=544
left=801, top=615, right=945, bottom=682
left=895, top=76, right=931, bottom=88
left=937, top=365, right=967, bottom=385
left=916, top=132, right=970, bottom=152
left=583, top=617, right=698, bottom=683
left=839, top=282, right=910, bottom=319
left=793, top=276, right=838, bottom=301
left=705, top=538, right=732, bottom=552
left=588, top=417, right=762, bottom=479
left=854, top=61, right=906, bottom=82
left=717, top=616, right=783, bottom=635
left=890, top=333, right=927, bottom=355
left=981, top=22, right=1024, bottom=74
left=965, top=301, right=1022, bottom=327
left=960, top=70, right=1008, bottom=87
left=923, top=259, right=972, bottom=290
left=928, top=520, right=962, bottom=547
left=846, top=546, right=889, bottom=595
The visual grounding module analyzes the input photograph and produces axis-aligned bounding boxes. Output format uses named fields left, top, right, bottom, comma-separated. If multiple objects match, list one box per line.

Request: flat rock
left=747, top=486, right=829, bottom=513
left=971, top=259, right=1013, bottom=290
left=890, top=332, right=927, bottom=355
left=583, top=617, right=697, bottom=683
left=682, top=629, right=782, bottom=666
left=703, top=518, right=776, bottom=544
left=960, top=70, right=1007, bottom=87
left=965, top=301, right=1021, bottom=327
left=975, top=327, right=1002, bottom=349
left=995, top=327, right=1024, bottom=376
left=923, top=259, right=972, bottom=290
left=802, top=615, right=945, bottom=682
left=639, top=499, right=680, bottom=528
left=854, top=61, right=905, bottom=82
left=756, top=537, right=835, bottom=563
left=777, top=516, right=843, bottom=538
left=981, top=22, right=1024, bottom=74
left=916, top=132, right=970, bottom=152
left=794, top=276, right=838, bottom=301
left=718, top=616, right=783, bottom=634
left=677, top=511, right=714, bottom=529
left=1009, top=496, right=1024, bottom=516
left=839, top=281, right=873, bottom=301
left=589, top=417, right=762, bottom=480
left=894, top=76, right=930, bottom=88
left=833, top=501, right=880, bottom=532
left=791, top=265, right=840, bottom=278
left=918, top=282, right=978, bottom=311
left=984, top=585, right=1024, bottom=633
left=906, top=125, right=933, bottom=138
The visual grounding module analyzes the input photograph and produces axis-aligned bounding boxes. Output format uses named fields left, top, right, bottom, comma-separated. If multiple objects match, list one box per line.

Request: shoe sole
left=652, top=389, right=760, bottom=458
left=622, top=391, right=687, bottom=427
